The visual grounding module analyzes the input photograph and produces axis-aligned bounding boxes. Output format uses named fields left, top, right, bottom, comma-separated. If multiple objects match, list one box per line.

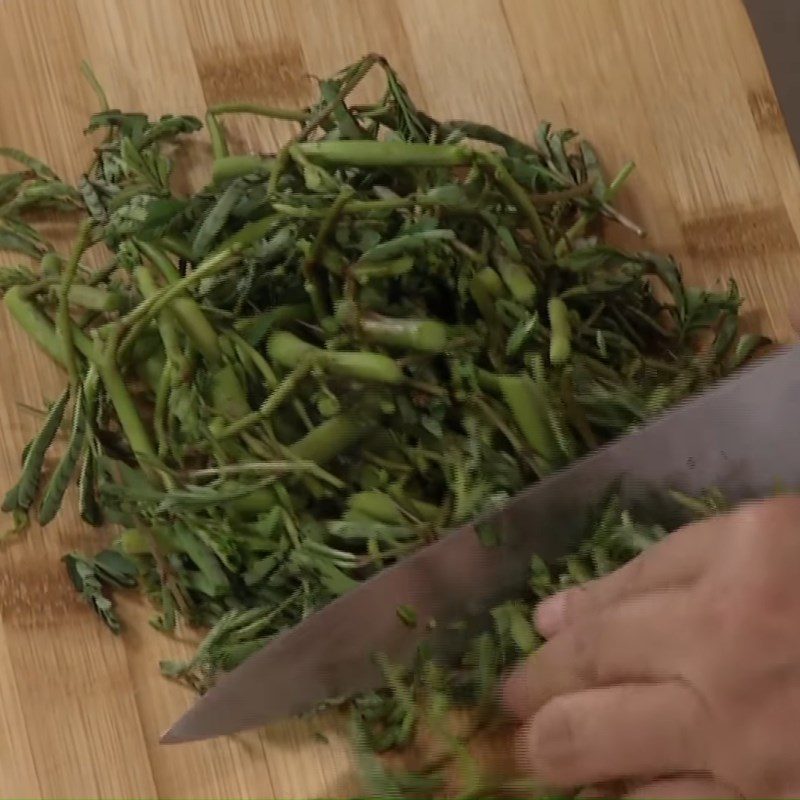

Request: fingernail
left=534, top=592, right=567, bottom=637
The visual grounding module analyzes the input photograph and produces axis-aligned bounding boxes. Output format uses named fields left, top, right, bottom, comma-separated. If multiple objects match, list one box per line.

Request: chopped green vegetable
left=0, top=54, right=766, bottom=798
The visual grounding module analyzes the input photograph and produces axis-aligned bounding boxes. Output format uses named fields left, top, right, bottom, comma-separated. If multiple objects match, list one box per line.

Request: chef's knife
left=163, top=343, right=800, bottom=743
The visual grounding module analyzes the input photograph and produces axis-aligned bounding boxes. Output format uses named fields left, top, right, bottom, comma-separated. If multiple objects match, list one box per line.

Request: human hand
left=502, top=496, right=800, bottom=798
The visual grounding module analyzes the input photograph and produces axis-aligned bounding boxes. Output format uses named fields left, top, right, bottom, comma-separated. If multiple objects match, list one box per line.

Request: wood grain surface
left=0, top=1, right=798, bottom=797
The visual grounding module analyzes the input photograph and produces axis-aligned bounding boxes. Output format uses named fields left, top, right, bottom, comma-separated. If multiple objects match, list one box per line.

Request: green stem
left=272, top=193, right=481, bottom=219
left=5, top=286, right=69, bottom=366
left=136, top=350, right=166, bottom=393
left=468, top=394, right=527, bottom=463
left=95, top=330, right=157, bottom=466
left=496, top=375, right=560, bottom=466
left=17, top=278, right=121, bottom=316
left=475, top=368, right=500, bottom=394
left=269, top=331, right=403, bottom=384
left=159, top=235, right=194, bottom=260
left=206, top=111, right=229, bottom=160
left=210, top=363, right=251, bottom=420
left=469, top=268, right=505, bottom=358
left=481, top=153, right=552, bottom=259
left=289, top=144, right=339, bottom=192
left=228, top=331, right=316, bottom=432
left=302, top=185, right=354, bottom=320
left=348, top=490, right=405, bottom=524
left=297, top=140, right=475, bottom=168
left=470, top=268, right=503, bottom=321
left=494, top=253, right=536, bottom=307
left=289, top=407, right=376, bottom=465
left=208, top=102, right=308, bottom=122
left=227, top=330, right=277, bottom=388
left=548, top=296, right=571, bottom=365
left=352, top=255, right=414, bottom=283
left=218, top=360, right=313, bottom=439
left=555, top=160, right=636, bottom=257
left=359, top=314, right=448, bottom=354
left=58, top=220, right=93, bottom=385
left=4, top=286, right=94, bottom=367
left=134, top=264, right=190, bottom=377
left=80, top=60, right=109, bottom=113
left=267, top=146, right=291, bottom=195
left=212, top=155, right=275, bottom=183
left=213, top=214, right=279, bottom=256
left=128, top=242, right=238, bottom=361
left=234, top=303, right=314, bottom=346
left=297, top=54, right=378, bottom=141
left=65, top=284, right=123, bottom=312
left=137, top=240, right=222, bottom=362
left=154, top=360, right=171, bottom=459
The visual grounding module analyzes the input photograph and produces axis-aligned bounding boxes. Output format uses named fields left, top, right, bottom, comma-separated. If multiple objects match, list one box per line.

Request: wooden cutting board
left=1, top=1, right=799, bottom=797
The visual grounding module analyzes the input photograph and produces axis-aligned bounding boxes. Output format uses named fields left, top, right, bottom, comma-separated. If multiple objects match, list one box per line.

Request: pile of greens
left=0, top=55, right=762, bottom=796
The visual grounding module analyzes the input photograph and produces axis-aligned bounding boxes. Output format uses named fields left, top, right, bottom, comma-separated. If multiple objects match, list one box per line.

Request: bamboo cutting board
left=1, top=1, right=799, bottom=797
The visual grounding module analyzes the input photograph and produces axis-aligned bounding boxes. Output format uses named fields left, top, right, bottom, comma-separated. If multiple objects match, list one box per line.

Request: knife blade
left=162, top=343, right=800, bottom=744
left=743, top=0, right=800, bottom=156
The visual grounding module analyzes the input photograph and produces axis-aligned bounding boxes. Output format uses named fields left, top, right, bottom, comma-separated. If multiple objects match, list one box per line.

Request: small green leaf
left=63, top=552, right=122, bottom=634
left=0, top=231, right=45, bottom=259
left=0, top=147, right=58, bottom=180
left=396, top=604, right=417, bottom=628
left=192, top=180, right=243, bottom=258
